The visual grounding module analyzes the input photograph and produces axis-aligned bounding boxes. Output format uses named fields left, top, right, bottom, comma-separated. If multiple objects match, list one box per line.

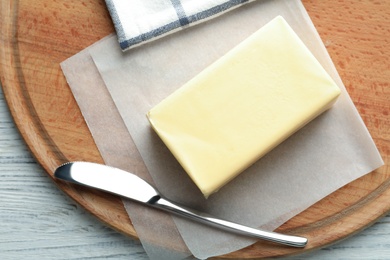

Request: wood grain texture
left=0, top=0, right=389, bottom=259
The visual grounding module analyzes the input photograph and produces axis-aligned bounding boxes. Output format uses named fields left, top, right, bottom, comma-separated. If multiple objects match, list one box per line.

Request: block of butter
left=147, top=16, right=341, bottom=198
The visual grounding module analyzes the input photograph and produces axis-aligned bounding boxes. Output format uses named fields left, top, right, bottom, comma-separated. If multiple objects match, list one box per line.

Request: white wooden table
left=1, top=85, right=390, bottom=259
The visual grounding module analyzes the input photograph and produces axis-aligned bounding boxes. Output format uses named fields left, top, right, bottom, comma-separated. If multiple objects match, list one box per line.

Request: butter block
left=147, top=16, right=341, bottom=198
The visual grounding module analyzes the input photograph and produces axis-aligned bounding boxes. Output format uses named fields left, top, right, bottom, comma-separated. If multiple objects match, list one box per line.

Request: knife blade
left=54, top=161, right=307, bottom=247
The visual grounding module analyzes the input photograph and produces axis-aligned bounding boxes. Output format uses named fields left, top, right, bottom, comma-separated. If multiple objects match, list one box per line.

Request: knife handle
left=151, top=197, right=308, bottom=248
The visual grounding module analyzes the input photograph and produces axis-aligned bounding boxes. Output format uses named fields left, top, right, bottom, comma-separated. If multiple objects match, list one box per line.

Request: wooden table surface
left=1, top=85, right=390, bottom=259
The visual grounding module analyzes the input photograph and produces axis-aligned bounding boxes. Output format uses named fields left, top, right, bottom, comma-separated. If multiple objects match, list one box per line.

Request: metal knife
left=54, top=161, right=307, bottom=247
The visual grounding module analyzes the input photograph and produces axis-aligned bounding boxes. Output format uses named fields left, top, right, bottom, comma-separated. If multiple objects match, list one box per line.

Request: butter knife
left=54, top=162, right=307, bottom=247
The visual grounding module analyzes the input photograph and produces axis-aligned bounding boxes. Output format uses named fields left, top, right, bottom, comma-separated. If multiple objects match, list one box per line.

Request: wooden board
left=0, top=0, right=389, bottom=258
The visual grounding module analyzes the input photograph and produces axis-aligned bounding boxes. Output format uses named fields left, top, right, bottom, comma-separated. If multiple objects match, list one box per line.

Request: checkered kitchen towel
left=105, top=0, right=255, bottom=51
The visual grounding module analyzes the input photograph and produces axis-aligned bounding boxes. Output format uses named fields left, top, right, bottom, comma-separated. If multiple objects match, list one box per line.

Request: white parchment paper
left=60, top=46, right=193, bottom=260
left=62, top=0, right=383, bottom=259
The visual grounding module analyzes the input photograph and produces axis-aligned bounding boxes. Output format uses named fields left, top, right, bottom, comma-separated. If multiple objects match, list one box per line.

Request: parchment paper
left=62, top=0, right=383, bottom=259
left=61, top=46, right=193, bottom=260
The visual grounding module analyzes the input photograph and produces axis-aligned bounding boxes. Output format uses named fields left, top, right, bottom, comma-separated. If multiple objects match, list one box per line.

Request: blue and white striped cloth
left=105, top=0, right=255, bottom=51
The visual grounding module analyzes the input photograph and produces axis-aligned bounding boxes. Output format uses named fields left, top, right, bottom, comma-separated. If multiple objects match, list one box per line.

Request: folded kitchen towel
left=105, top=0, right=255, bottom=51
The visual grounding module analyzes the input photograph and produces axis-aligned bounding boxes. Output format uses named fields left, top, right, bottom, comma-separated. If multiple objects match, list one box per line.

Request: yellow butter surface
left=147, top=16, right=341, bottom=198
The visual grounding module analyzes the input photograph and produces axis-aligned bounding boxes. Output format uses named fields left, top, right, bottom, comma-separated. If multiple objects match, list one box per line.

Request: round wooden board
left=1, top=0, right=389, bottom=258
